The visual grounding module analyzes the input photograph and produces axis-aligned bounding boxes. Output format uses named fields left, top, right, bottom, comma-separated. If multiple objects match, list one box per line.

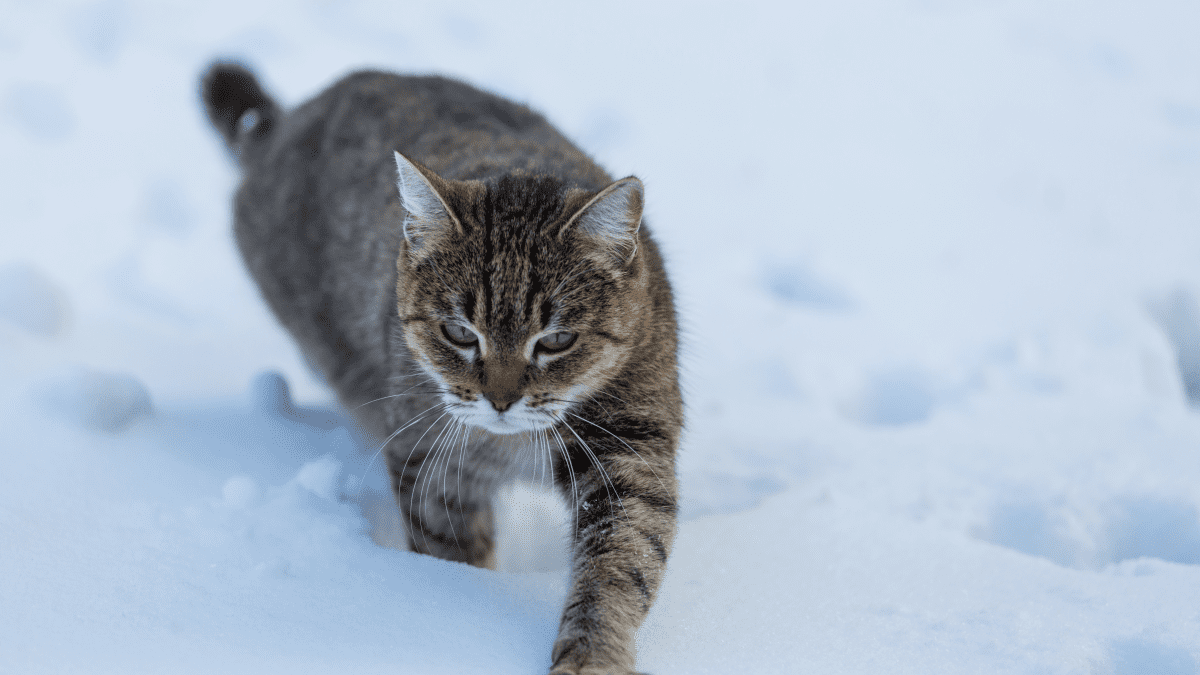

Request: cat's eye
left=536, top=331, right=577, bottom=353
left=442, top=323, right=478, bottom=347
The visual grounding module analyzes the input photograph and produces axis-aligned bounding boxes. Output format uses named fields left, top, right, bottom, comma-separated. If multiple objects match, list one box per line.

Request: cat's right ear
left=560, top=177, right=644, bottom=266
left=394, top=152, right=460, bottom=254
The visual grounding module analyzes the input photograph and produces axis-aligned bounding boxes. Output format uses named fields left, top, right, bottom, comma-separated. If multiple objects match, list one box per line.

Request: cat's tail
left=200, top=61, right=280, bottom=161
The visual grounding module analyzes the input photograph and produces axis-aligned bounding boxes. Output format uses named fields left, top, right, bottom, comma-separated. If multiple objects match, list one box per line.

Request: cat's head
left=392, top=152, right=650, bottom=435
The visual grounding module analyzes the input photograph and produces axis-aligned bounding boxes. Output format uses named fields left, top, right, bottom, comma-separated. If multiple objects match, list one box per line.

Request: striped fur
left=202, top=63, right=681, bottom=675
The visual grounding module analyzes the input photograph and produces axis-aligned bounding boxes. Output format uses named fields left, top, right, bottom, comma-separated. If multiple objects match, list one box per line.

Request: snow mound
left=253, top=370, right=345, bottom=430
left=294, top=454, right=343, bottom=500
left=43, top=366, right=153, bottom=432
left=493, top=481, right=571, bottom=573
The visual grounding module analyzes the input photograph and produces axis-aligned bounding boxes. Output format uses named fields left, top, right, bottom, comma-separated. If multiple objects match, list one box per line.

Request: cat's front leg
left=388, top=445, right=497, bottom=569
left=550, top=428, right=677, bottom=675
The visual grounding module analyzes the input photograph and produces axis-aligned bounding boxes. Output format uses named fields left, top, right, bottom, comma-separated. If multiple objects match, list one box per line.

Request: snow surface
left=4, top=0, right=1200, bottom=673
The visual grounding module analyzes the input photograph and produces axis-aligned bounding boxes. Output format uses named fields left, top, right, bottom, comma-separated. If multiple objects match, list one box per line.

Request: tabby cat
left=201, top=62, right=682, bottom=675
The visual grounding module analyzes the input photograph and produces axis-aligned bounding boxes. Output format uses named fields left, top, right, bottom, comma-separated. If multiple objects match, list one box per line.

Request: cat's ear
left=561, top=177, right=643, bottom=265
left=394, top=151, right=460, bottom=253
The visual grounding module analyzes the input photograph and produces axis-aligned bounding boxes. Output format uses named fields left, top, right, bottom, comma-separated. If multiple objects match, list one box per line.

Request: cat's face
left=393, top=154, right=647, bottom=435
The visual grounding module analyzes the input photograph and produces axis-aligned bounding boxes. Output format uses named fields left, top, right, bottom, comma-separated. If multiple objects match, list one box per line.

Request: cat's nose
left=485, top=393, right=519, bottom=413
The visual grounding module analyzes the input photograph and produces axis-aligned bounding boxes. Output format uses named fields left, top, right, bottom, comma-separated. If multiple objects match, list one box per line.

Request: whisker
left=436, top=419, right=467, bottom=552
left=351, top=377, right=438, bottom=412
left=518, top=429, right=537, bottom=492
left=538, top=429, right=550, bottom=493
left=457, top=423, right=473, bottom=527
left=535, top=428, right=548, bottom=493
left=402, top=409, right=453, bottom=552
left=564, top=410, right=668, bottom=495
left=582, top=395, right=615, bottom=421
left=543, top=429, right=559, bottom=501
left=354, top=401, right=445, bottom=498
left=555, top=413, right=628, bottom=521
left=415, top=413, right=461, bottom=552
left=590, top=388, right=633, bottom=406
left=548, top=424, right=578, bottom=536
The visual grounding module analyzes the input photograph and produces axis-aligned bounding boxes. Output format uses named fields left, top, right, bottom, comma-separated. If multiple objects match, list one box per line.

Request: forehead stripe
left=523, top=241, right=542, bottom=325
left=462, top=290, right=476, bottom=325
left=481, top=195, right=495, bottom=322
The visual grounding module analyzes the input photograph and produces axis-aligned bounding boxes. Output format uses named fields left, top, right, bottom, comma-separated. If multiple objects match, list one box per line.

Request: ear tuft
left=394, top=151, right=457, bottom=252
left=564, top=177, right=644, bottom=264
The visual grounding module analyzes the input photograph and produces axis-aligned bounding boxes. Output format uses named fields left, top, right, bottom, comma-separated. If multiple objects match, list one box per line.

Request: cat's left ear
left=394, top=151, right=461, bottom=254
left=561, top=177, right=643, bottom=265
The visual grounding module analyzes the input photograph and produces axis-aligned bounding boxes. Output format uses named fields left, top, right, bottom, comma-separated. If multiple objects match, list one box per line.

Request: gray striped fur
left=202, top=63, right=681, bottom=675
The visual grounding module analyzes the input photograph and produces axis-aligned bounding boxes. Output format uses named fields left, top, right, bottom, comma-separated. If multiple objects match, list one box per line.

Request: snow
left=3, top=0, right=1200, bottom=673
left=41, top=365, right=154, bottom=432
left=0, top=262, right=69, bottom=337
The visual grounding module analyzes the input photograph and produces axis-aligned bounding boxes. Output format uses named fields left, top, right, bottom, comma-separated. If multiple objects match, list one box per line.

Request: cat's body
left=202, top=64, right=681, bottom=675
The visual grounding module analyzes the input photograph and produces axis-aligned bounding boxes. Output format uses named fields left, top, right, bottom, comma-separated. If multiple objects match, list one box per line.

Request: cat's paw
left=549, top=637, right=640, bottom=675
left=548, top=668, right=646, bottom=675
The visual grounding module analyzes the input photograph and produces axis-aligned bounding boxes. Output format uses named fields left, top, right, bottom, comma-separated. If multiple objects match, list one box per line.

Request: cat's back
left=234, top=70, right=614, bottom=295
left=256, top=70, right=610, bottom=187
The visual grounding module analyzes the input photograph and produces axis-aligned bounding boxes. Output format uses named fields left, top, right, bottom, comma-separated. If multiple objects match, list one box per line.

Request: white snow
left=0, top=262, right=69, bottom=337
left=41, top=365, right=154, bottom=432
left=3, top=0, right=1200, bottom=673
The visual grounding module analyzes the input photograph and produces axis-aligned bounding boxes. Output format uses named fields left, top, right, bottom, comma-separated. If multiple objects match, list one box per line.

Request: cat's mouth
left=465, top=413, right=555, bottom=436
left=479, top=416, right=541, bottom=434
left=445, top=398, right=557, bottom=435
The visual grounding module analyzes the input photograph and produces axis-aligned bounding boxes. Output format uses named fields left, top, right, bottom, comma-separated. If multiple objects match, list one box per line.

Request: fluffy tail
left=200, top=61, right=279, bottom=160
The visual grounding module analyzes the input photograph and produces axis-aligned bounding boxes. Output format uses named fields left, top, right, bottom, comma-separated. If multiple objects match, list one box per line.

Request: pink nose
left=485, top=393, right=518, bottom=413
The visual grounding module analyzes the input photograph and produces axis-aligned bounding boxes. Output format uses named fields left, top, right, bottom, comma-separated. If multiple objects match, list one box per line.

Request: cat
left=201, top=62, right=682, bottom=675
